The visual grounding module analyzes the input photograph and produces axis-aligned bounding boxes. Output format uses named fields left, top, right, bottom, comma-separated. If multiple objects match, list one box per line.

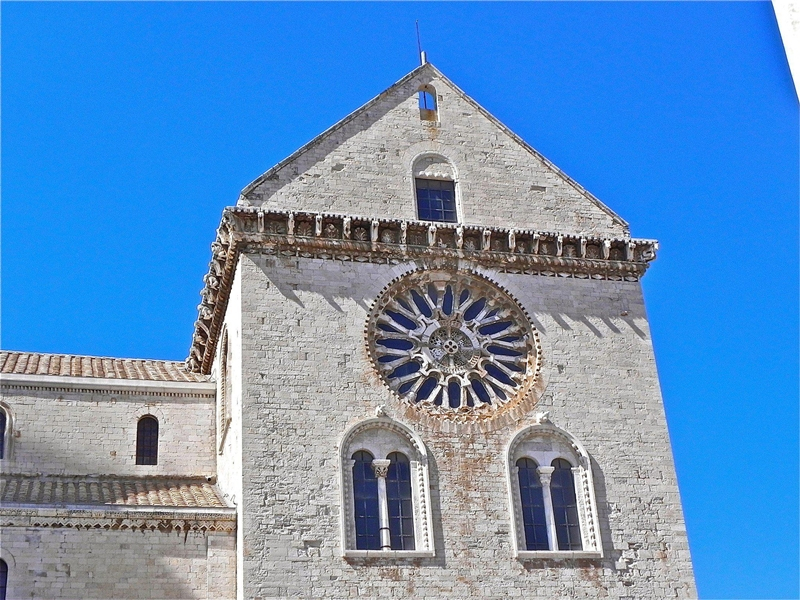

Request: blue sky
left=2, top=3, right=797, bottom=598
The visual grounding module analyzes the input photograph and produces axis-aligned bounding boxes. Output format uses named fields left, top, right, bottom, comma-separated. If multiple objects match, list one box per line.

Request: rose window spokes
left=368, top=272, right=538, bottom=414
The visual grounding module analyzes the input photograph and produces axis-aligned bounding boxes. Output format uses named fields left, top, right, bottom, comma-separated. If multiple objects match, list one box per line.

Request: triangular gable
left=239, top=63, right=629, bottom=237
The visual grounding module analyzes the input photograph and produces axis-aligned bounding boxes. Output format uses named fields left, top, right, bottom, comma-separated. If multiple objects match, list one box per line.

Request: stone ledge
left=516, top=550, right=603, bottom=560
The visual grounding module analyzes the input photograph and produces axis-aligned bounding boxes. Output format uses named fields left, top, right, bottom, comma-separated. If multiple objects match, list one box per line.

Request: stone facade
left=0, top=62, right=695, bottom=599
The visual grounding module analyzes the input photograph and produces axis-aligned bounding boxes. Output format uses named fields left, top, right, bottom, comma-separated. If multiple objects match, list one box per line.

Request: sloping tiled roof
left=0, top=351, right=209, bottom=383
left=0, top=475, right=228, bottom=508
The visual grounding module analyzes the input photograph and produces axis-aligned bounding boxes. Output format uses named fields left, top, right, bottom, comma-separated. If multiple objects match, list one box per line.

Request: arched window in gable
left=418, top=84, right=438, bottom=121
left=136, top=416, right=159, bottom=465
left=507, top=418, right=602, bottom=557
left=0, top=558, right=7, bottom=600
left=413, top=154, right=457, bottom=223
left=340, top=418, right=433, bottom=556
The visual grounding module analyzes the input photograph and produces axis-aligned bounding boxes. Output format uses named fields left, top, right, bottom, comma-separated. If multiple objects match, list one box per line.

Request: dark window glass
left=0, top=409, right=5, bottom=460
left=415, top=179, right=457, bottom=223
left=136, top=416, right=159, bottom=465
left=551, top=458, right=582, bottom=551
left=352, top=451, right=380, bottom=550
left=516, top=457, right=549, bottom=551
left=386, top=452, right=415, bottom=550
left=0, top=558, right=7, bottom=600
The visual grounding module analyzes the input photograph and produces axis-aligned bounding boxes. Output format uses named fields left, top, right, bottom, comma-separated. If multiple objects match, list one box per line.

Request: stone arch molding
left=338, top=416, right=435, bottom=557
left=0, top=400, right=15, bottom=461
left=506, top=417, right=603, bottom=558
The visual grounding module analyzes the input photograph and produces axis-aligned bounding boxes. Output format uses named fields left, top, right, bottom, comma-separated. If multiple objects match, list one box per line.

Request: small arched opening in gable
left=418, top=85, right=438, bottom=121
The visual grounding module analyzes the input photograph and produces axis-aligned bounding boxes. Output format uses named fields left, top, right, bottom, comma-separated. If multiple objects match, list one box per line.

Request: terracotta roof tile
left=0, top=351, right=209, bottom=383
left=0, top=475, right=228, bottom=508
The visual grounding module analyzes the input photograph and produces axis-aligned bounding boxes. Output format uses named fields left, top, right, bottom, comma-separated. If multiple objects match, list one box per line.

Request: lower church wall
left=0, top=527, right=236, bottom=599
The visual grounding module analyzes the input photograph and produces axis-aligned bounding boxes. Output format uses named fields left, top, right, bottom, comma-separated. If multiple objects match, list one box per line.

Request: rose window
left=366, top=271, right=540, bottom=417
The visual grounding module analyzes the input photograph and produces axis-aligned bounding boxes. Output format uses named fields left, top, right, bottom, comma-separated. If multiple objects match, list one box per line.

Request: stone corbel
left=428, top=224, right=437, bottom=247
left=508, top=230, right=516, bottom=253
left=257, top=211, right=265, bottom=233
left=602, top=239, right=611, bottom=260
left=343, top=217, right=351, bottom=240
left=400, top=221, right=408, bottom=246
left=287, top=213, right=295, bottom=242
left=556, top=235, right=564, bottom=257
left=315, top=215, right=323, bottom=237
left=482, top=229, right=491, bottom=251
left=626, top=241, right=636, bottom=261
left=372, top=221, right=380, bottom=249
left=580, top=238, right=587, bottom=258
left=532, top=233, right=540, bottom=255
left=456, top=226, right=464, bottom=249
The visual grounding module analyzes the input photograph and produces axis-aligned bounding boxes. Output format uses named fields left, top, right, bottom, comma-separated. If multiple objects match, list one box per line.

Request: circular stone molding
left=366, top=270, right=542, bottom=420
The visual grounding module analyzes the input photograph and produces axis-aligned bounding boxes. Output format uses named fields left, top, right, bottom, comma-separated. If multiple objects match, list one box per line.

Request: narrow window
left=0, top=409, right=5, bottom=460
left=550, top=458, right=582, bottom=550
left=418, top=85, right=437, bottom=121
left=517, top=457, right=549, bottom=550
left=136, top=416, right=159, bottom=465
left=352, top=451, right=380, bottom=550
left=416, top=178, right=457, bottom=223
left=0, top=559, right=7, bottom=600
left=386, top=452, right=415, bottom=550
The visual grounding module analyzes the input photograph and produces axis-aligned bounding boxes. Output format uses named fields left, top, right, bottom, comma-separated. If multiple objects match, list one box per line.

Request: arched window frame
left=339, top=416, right=434, bottom=558
left=506, top=419, right=602, bottom=558
left=135, top=415, right=159, bottom=466
left=217, top=328, right=233, bottom=454
left=417, top=84, right=438, bottom=122
left=0, top=402, right=14, bottom=462
left=412, top=153, right=460, bottom=224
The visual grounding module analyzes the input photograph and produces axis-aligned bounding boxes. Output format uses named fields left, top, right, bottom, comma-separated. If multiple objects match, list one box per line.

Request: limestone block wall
left=0, top=382, right=216, bottom=477
left=0, top=528, right=235, bottom=599
left=240, top=69, right=627, bottom=237
left=236, top=252, right=695, bottom=599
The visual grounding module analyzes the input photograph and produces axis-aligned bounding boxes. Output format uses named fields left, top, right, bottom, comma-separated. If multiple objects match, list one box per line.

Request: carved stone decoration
left=324, top=223, right=339, bottom=239
left=342, top=217, right=351, bottom=239
left=353, top=226, right=369, bottom=241
left=366, top=270, right=541, bottom=420
left=586, top=244, right=601, bottom=259
left=563, top=243, right=577, bottom=258
left=371, top=459, right=391, bottom=478
left=380, top=228, right=395, bottom=244
left=463, top=237, right=478, bottom=251
left=315, top=215, right=323, bottom=237
left=296, top=221, right=313, bottom=238
left=456, top=226, right=464, bottom=249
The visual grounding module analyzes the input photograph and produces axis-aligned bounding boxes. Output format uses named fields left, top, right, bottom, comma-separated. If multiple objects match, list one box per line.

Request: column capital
left=536, top=466, right=555, bottom=485
left=372, top=459, right=391, bottom=478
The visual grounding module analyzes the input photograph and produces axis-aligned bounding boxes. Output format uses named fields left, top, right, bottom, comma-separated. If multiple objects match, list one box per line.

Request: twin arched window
left=509, top=422, right=602, bottom=557
left=351, top=450, right=415, bottom=551
left=136, top=416, right=159, bottom=465
left=340, top=418, right=434, bottom=556
left=516, top=456, right=582, bottom=552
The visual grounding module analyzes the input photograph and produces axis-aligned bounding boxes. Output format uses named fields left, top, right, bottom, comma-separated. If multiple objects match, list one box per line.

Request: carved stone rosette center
left=366, top=270, right=541, bottom=420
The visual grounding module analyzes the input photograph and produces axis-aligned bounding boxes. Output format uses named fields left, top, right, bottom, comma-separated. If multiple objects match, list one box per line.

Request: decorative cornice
left=186, top=207, right=658, bottom=374
left=0, top=506, right=236, bottom=533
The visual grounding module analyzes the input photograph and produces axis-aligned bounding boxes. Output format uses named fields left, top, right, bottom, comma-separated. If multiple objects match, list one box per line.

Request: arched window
left=340, top=418, right=433, bottom=556
left=418, top=84, right=437, bottom=121
left=516, top=457, right=549, bottom=551
left=507, top=419, right=602, bottom=557
left=0, top=558, right=7, bottom=600
left=551, top=458, right=582, bottom=551
left=386, top=452, right=415, bottom=551
left=136, top=416, right=159, bottom=465
left=413, top=154, right=457, bottom=223
left=352, top=450, right=380, bottom=550
left=0, top=409, right=6, bottom=460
